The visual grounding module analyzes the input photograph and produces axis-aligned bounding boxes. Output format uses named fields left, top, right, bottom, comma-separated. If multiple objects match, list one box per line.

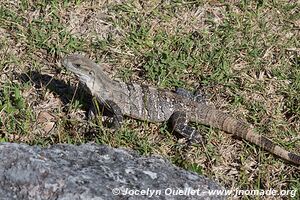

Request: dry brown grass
left=0, top=0, right=299, bottom=199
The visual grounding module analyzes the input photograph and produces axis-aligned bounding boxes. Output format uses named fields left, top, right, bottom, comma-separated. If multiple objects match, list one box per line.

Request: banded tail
left=198, top=108, right=300, bottom=165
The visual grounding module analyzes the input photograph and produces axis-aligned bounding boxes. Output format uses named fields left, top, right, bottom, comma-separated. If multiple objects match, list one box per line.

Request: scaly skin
left=62, top=54, right=300, bottom=165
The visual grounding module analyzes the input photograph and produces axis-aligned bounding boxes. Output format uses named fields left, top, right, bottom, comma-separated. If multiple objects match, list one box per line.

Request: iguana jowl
left=62, top=54, right=300, bottom=165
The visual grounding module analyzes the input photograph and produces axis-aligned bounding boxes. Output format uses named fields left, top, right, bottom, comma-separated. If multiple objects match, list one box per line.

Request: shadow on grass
left=18, top=71, right=93, bottom=111
left=17, top=71, right=117, bottom=142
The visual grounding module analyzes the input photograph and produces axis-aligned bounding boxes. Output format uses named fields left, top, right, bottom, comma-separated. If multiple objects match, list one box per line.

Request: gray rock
left=0, top=143, right=226, bottom=200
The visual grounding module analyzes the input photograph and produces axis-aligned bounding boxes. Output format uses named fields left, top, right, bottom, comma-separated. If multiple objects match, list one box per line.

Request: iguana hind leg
left=170, top=111, right=205, bottom=144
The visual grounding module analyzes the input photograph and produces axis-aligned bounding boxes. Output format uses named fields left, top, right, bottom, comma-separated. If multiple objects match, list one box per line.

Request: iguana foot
left=170, top=111, right=205, bottom=144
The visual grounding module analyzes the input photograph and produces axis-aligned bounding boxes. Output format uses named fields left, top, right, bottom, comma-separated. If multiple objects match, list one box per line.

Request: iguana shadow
left=18, top=71, right=120, bottom=138
left=18, top=71, right=93, bottom=114
left=18, top=71, right=103, bottom=139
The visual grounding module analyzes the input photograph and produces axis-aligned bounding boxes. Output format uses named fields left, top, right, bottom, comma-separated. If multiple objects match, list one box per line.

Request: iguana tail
left=199, top=108, right=300, bottom=165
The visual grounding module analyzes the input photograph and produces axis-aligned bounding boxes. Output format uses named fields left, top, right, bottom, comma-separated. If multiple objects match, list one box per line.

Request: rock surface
left=0, top=143, right=226, bottom=200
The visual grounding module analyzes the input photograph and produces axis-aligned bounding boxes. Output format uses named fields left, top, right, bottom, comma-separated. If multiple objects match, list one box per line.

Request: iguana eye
left=74, top=64, right=81, bottom=68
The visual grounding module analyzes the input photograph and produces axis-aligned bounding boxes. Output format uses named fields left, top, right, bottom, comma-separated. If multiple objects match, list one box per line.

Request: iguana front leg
left=89, top=99, right=123, bottom=129
left=104, top=100, right=123, bottom=128
left=170, top=111, right=205, bottom=144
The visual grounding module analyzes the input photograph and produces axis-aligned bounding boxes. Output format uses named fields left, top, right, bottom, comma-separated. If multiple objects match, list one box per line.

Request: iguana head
left=62, top=54, right=116, bottom=98
left=62, top=54, right=96, bottom=84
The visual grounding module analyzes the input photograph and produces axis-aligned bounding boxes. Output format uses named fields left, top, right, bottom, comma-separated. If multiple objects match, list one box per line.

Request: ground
left=0, top=0, right=299, bottom=199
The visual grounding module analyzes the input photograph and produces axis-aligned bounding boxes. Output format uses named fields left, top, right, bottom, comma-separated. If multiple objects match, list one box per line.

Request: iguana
left=62, top=54, right=300, bottom=165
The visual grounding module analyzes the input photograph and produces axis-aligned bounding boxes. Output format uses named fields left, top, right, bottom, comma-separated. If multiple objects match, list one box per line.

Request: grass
left=0, top=0, right=299, bottom=199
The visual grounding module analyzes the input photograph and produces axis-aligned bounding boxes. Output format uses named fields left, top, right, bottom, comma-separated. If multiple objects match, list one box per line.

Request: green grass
left=0, top=0, right=299, bottom=199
